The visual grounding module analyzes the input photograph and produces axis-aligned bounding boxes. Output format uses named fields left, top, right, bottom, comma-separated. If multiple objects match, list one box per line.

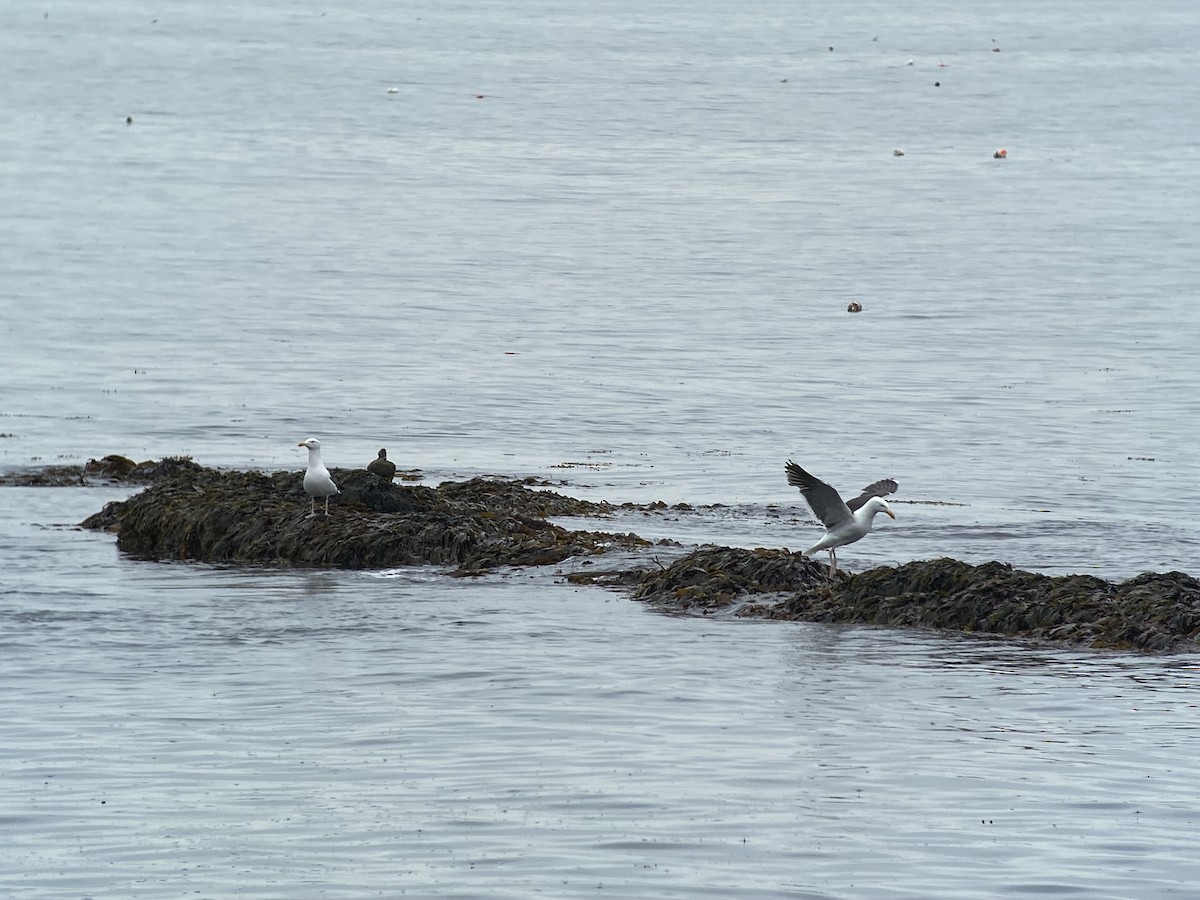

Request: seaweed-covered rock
left=631, top=547, right=827, bottom=613
left=118, top=455, right=208, bottom=482
left=613, top=552, right=1200, bottom=651
left=84, top=454, right=139, bottom=479
left=771, top=557, right=1200, bottom=651
left=434, top=476, right=614, bottom=518
left=81, top=465, right=647, bottom=571
left=1, top=464, right=87, bottom=487
left=73, top=460, right=1200, bottom=652
left=1, top=454, right=205, bottom=486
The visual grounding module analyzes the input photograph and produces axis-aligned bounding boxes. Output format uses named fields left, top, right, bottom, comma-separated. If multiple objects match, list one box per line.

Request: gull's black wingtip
left=784, top=460, right=809, bottom=488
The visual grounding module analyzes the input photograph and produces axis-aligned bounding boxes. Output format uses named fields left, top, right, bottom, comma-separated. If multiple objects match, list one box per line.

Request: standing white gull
left=298, top=438, right=339, bottom=516
left=785, top=460, right=897, bottom=577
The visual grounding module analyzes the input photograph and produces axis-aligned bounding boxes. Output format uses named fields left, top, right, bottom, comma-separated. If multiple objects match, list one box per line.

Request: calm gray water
left=3, top=0, right=1200, bottom=896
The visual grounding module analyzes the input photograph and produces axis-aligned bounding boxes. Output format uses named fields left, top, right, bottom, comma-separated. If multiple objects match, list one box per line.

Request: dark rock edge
left=67, top=461, right=1200, bottom=653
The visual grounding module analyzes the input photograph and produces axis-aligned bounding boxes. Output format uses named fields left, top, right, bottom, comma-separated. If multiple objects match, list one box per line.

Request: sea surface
left=3, top=0, right=1199, bottom=896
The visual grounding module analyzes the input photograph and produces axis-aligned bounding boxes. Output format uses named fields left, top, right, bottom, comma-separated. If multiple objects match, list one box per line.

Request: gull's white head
left=865, top=497, right=896, bottom=520
left=298, top=438, right=321, bottom=450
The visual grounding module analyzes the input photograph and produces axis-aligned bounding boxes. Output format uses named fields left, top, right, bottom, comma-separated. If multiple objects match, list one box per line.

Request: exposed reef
left=81, top=466, right=652, bottom=571
left=57, top=459, right=1200, bottom=652
left=586, top=549, right=1199, bottom=652
left=0, top=454, right=206, bottom=486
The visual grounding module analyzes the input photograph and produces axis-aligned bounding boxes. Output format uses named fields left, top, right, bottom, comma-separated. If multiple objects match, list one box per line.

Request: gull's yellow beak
left=885, top=509, right=896, bottom=519
left=297, top=440, right=306, bottom=447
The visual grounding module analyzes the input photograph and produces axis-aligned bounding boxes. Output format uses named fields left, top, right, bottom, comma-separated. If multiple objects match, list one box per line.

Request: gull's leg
left=829, top=548, right=839, bottom=578
left=309, top=497, right=316, bottom=518
left=324, top=496, right=330, bottom=517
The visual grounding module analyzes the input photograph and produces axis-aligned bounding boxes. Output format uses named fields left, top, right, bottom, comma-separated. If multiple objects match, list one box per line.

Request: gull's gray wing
left=845, top=478, right=898, bottom=512
left=785, top=461, right=853, bottom=528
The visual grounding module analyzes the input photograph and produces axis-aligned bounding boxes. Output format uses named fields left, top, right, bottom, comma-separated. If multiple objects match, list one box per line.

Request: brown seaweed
left=81, top=467, right=649, bottom=572
left=623, top=550, right=1200, bottom=652
left=69, top=460, right=1200, bottom=652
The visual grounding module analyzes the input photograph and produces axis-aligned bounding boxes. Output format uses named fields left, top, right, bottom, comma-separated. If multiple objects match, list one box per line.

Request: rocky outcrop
left=81, top=466, right=650, bottom=571
left=598, top=550, right=1200, bottom=651
left=69, top=459, right=1200, bottom=652
left=785, top=557, right=1200, bottom=651
left=0, top=454, right=205, bottom=486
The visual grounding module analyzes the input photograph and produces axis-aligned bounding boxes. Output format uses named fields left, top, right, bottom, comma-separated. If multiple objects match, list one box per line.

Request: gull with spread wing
left=785, top=460, right=897, bottom=577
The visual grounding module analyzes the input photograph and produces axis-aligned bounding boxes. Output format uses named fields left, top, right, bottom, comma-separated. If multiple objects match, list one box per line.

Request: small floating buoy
left=847, top=301, right=863, bottom=313
left=993, top=148, right=1007, bottom=159
left=828, top=46, right=834, bottom=52
left=905, top=59, right=914, bottom=66
left=934, top=81, right=940, bottom=87
left=386, top=87, right=398, bottom=94
left=125, top=115, right=133, bottom=125
left=893, top=148, right=905, bottom=157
